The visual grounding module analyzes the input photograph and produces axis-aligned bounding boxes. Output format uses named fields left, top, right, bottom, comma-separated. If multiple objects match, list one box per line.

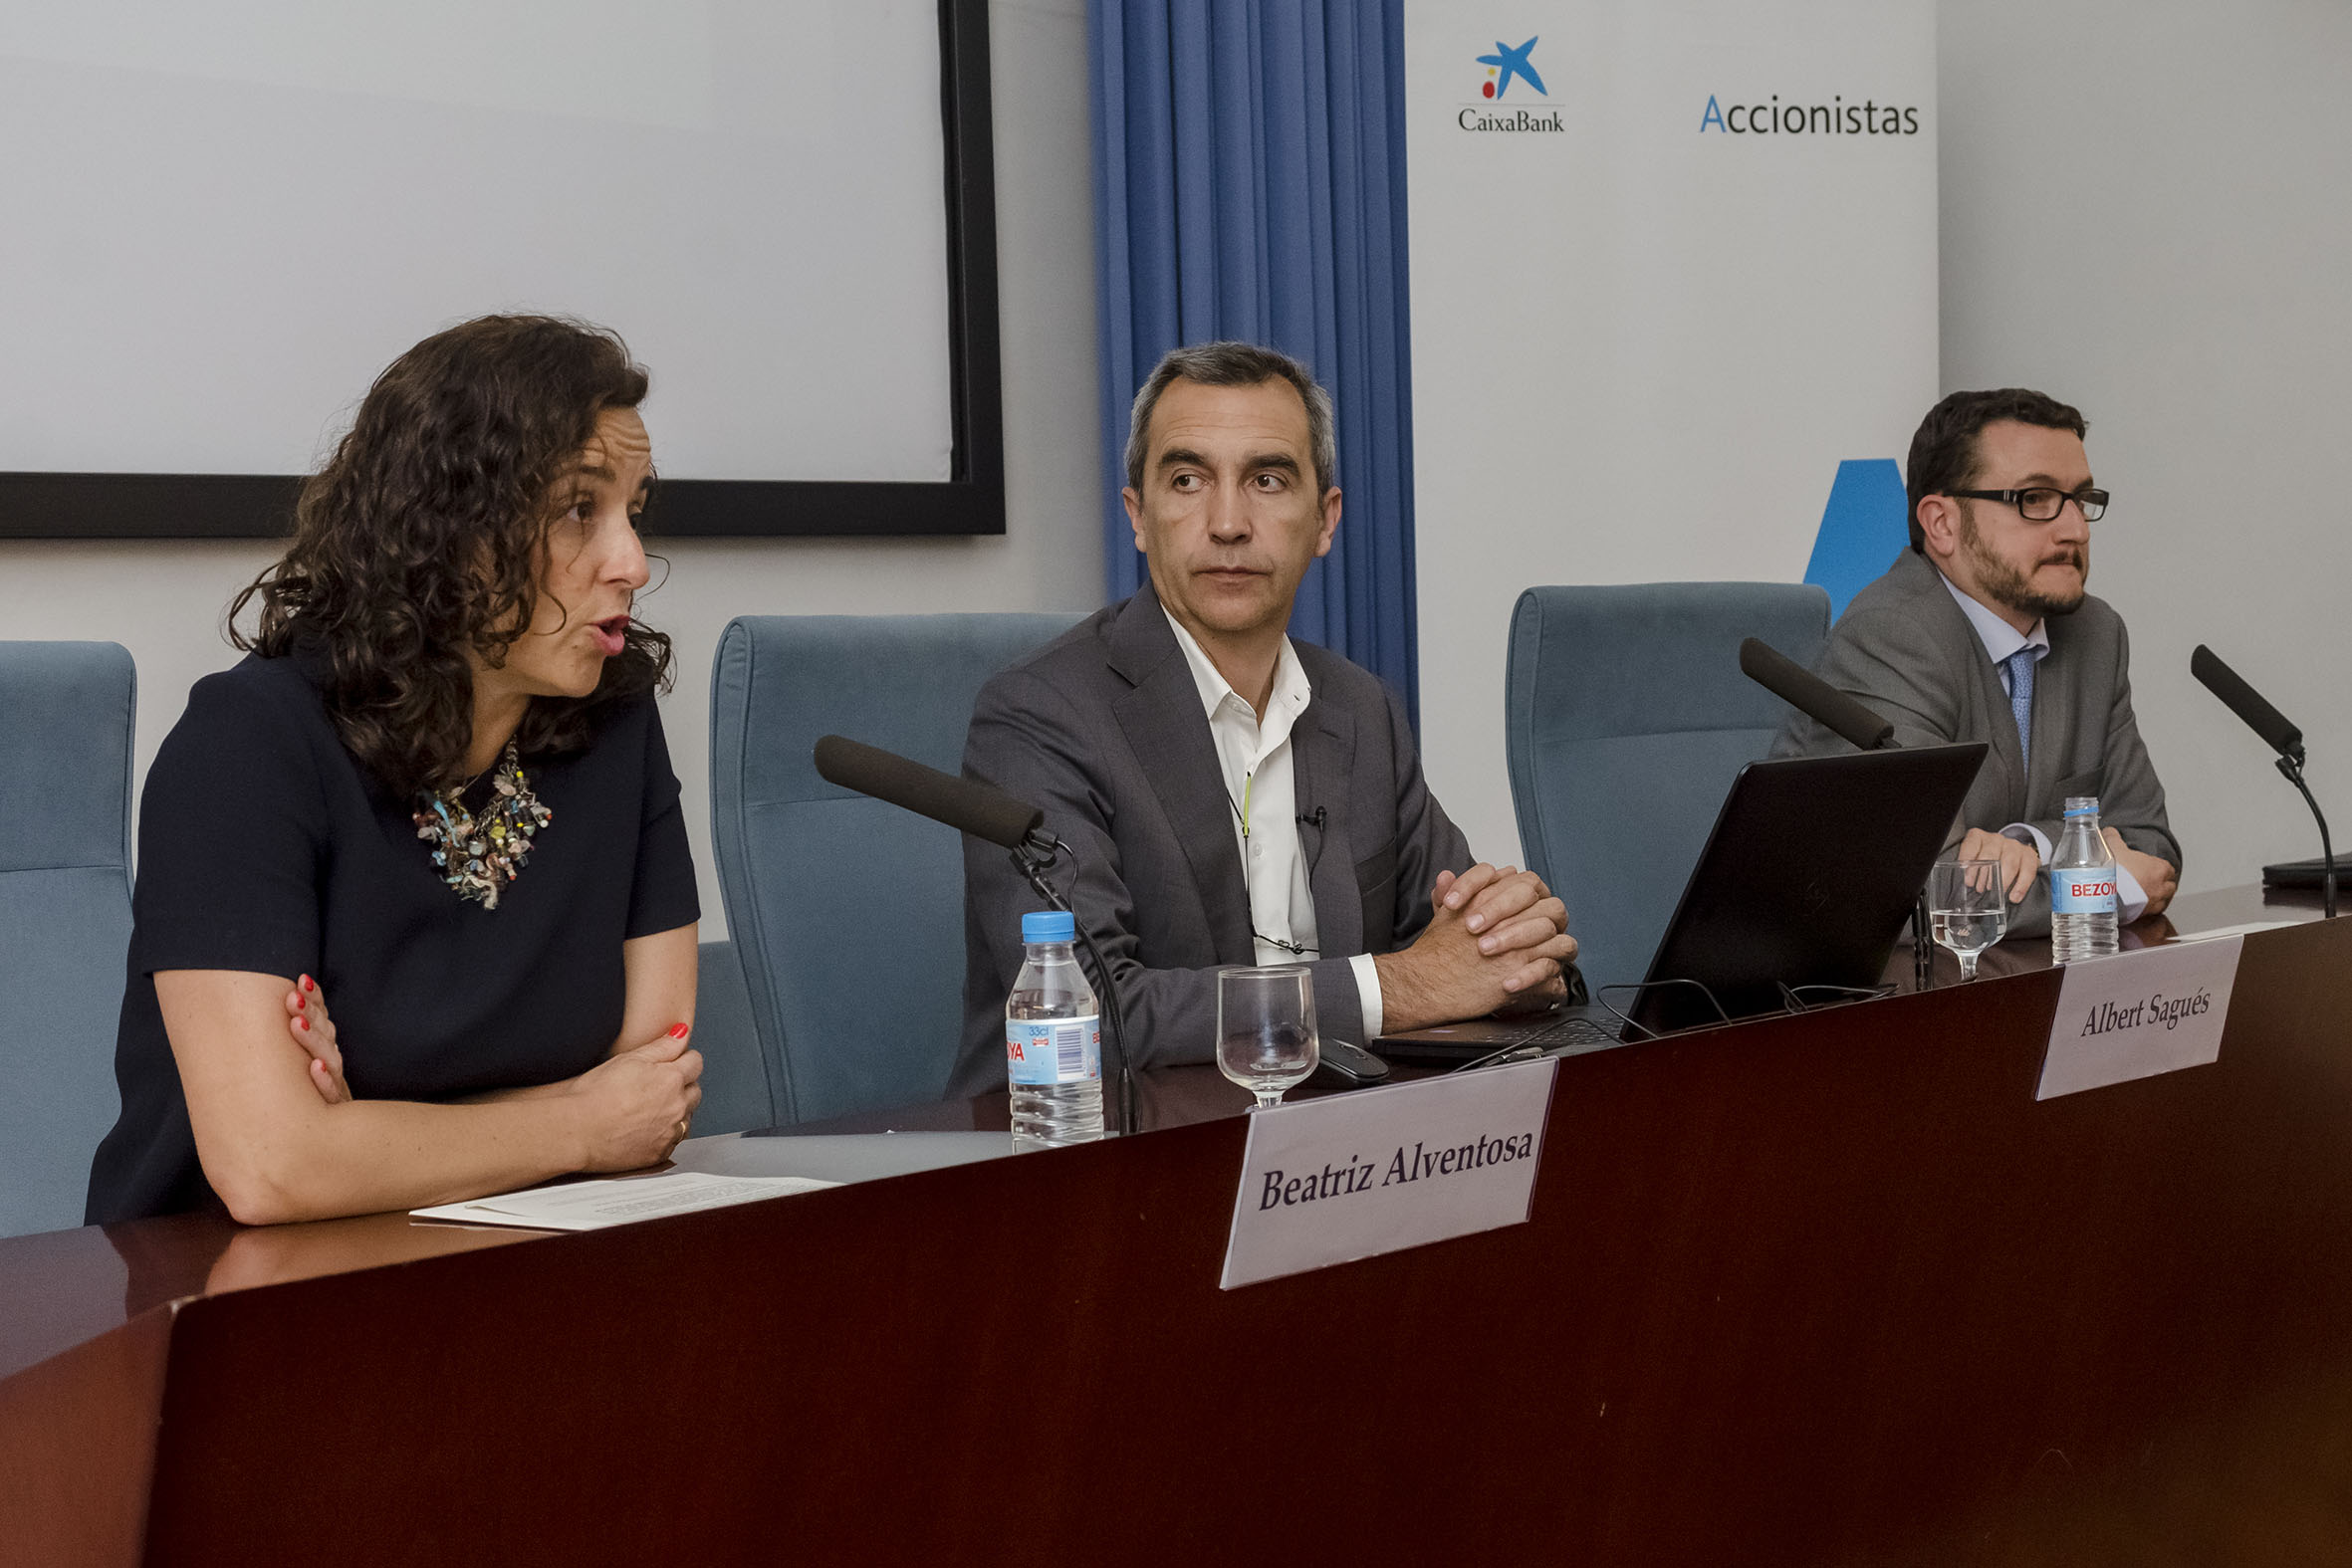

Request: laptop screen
left=1627, top=743, right=1989, bottom=1036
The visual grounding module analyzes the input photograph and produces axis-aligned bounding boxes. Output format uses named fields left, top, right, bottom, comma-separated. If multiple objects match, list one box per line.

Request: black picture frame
left=0, top=0, right=1005, bottom=542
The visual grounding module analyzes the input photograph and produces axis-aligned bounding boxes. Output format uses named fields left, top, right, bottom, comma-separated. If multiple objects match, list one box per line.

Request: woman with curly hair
left=86, top=316, right=704, bottom=1226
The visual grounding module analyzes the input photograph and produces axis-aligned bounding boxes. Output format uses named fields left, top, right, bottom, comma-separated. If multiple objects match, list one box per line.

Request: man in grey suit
left=950, top=341, right=1578, bottom=1096
left=1771, top=387, right=2180, bottom=936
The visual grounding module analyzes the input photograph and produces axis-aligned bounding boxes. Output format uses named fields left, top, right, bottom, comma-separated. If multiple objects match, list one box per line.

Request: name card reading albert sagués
left=1220, top=1057, right=1557, bottom=1290
left=2035, top=934, right=2245, bottom=1101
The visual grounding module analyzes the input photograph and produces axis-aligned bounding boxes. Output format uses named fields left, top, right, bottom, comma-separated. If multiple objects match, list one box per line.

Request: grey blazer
left=949, top=583, right=1473, bottom=1097
left=1769, top=548, right=2180, bottom=937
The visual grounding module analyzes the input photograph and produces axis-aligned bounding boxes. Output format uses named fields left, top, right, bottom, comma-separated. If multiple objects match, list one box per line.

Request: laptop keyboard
left=1503, top=1014, right=1621, bottom=1049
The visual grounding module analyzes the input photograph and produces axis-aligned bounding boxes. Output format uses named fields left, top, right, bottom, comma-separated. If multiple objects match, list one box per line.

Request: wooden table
left=3, top=885, right=2344, bottom=1565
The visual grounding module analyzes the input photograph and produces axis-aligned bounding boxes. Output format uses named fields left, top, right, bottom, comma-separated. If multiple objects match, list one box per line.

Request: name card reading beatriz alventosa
left=2035, top=933, right=2245, bottom=1101
left=1220, top=1057, right=1557, bottom=1289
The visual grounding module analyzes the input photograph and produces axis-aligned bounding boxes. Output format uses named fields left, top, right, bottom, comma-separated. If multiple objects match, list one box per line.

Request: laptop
left=2261, top=854, right=2342, bottom=892
left=1373, top=743, right=1990, bottom=1064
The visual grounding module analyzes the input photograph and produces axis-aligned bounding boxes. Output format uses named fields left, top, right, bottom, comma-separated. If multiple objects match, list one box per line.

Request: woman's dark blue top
left=85, top=649, right=699, bottom=1224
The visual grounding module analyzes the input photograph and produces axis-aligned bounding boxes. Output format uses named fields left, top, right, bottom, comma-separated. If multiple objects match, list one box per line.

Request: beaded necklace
left=411, top=740, right=552, bottom=909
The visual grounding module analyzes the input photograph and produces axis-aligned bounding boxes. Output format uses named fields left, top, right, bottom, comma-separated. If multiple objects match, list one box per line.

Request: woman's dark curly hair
left=232, top=315, right=673, bottom=799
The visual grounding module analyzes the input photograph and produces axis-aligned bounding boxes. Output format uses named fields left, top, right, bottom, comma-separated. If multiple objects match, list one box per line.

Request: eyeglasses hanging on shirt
left=1227, top=776, right=1322, bottom=958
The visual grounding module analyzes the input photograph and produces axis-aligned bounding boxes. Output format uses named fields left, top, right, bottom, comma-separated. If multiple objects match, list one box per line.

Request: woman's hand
left=287, top=974, right=350, bottom=1104
left=567, top=1024, right=703, bottom=1172
left=160, top=962, right=700, bottom=1227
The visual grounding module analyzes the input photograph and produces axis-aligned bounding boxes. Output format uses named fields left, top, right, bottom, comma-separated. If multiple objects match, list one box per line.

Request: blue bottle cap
left=1022, top=910, right=1075, bottom=944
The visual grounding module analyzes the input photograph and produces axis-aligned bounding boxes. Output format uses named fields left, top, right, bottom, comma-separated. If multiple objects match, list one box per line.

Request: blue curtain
left=1091, top=0, right=1420, bottom=720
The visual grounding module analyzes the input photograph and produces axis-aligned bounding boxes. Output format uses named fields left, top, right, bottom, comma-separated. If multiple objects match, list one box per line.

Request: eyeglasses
left=1949, top=486, right=2108, bottom=522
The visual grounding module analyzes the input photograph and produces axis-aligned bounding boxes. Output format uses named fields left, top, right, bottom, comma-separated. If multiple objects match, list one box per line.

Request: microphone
left=2189, top=646, right=2334, bottom=919
left=812, top=734, right=1139, bottom=1129
left=2191, top=645, right=2303, bottom=766
left=1739, top=637, right=1897, bottom=751
left=813, top=734, right=1045, bottom=851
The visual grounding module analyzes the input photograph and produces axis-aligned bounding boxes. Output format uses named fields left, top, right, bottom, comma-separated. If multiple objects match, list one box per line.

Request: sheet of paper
left=679, top=1131, right=1015, bottom=1185
left=411, top=1171, right=838, bottom=1232
left=2166, top=920, right=2300, bottom=944
left=1221, top=1057, right=1556, bottom=1290
left=2036, top=935, right=2244, bottom=1101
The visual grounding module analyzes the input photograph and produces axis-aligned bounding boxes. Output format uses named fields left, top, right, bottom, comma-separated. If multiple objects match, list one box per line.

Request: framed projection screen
left=0, top=0, right=1003, bottom=539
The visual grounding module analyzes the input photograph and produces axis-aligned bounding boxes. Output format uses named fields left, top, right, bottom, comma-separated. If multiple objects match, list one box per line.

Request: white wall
left=1941, top=0, right=2352, bottom=894
left=0, top=0, right=1104, bottom=940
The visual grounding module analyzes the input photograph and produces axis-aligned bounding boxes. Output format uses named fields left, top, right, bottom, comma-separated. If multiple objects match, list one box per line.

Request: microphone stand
left=1852, top=721, right=1934, bottom=991
left=2184, top=649, right=2336, bottom=922
left=1872, top=738, right=1936, bottom=994
left=2275, top=753, right=2339, bottom=919
left=1860, top=723, right=1935, bottom=994
left=1913, top=897, right=1935, bottom=991
left=1009, top=834, right=1138, bottom=1136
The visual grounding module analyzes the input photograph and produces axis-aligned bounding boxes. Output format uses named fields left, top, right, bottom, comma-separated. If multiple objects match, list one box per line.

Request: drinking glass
left=1216, top=965, right=1319, bottom=1109
left=1927, top=859, right=2008, bottom=983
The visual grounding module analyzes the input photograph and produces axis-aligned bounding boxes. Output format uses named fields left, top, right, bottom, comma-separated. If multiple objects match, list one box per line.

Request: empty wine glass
left=1928, top=859, right=2008, bottom=983
left=1216, top=965, right=1319, bottom=1109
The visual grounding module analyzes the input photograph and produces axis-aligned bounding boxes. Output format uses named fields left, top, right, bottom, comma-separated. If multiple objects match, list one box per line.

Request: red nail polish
left=301, top=975, right=314, bottom=993
left=668, top=1022, right=690, bottom=1039
left=297, top=1016, right=310, bottom=1032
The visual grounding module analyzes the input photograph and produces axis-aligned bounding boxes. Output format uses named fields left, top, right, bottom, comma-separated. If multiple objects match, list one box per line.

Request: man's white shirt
left=1165, top=609, right=1386, bottom=1035
left=1938, top=571, right=2148, bottom=920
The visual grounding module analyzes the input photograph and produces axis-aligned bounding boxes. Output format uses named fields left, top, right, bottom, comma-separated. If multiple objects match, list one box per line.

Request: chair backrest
left=0, top=642, right=136, bottom=1237
left=710, top=612, right=1086, bottom=1125
left=1505, top=583, right=1831, bottom=991
left=690, top=938, right=771, bottom=1135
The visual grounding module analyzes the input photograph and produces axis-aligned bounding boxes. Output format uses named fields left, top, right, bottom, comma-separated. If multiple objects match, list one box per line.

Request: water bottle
left=2049, top=795, right=2120, bottom=964
left=1005, top=911, right=1103, bottom=1151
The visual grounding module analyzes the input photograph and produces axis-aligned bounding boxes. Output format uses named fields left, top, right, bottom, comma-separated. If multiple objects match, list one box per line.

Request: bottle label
left=1006, top=1014, right=1101, bottom=1087
left=2050, top=868, right=2119, bottom=915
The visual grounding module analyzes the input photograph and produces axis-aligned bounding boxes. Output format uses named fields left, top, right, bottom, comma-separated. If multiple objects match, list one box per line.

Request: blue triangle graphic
left=1803, top=459, right=1909, bottom=620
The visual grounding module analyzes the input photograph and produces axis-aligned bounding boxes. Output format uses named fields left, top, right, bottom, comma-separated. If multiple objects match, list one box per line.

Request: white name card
left=1220, top=1057, right=1557, bottom=1290
left=2035, top=935, right=2245, bottom=1100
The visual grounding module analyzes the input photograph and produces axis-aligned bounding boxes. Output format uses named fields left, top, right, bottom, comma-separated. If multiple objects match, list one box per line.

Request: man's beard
left=1960, top=509, right=2089, bottom=620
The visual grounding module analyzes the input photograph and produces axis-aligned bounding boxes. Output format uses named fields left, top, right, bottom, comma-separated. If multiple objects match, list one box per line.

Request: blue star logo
left=1477, top=37, right=1546, bottom=100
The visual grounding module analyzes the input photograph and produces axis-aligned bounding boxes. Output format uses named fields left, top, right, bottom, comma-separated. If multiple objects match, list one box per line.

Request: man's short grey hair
left=1123, top=340, right=1338, bottom=496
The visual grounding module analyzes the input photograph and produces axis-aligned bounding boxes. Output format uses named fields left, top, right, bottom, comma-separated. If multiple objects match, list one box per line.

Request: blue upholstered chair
left=0, top=643, right=136, bottom=1237
left=709, top=612, right=1086, bottom=1125
left=1504, top=583, right=1832, bottom=991
left=690, top=938, right=769, bottom=1135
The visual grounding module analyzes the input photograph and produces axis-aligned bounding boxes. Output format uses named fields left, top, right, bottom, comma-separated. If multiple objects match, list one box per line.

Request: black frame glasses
left=1949, top=486, right=2108, bottom=522
left=1252, top=930, right=1319, bottom=958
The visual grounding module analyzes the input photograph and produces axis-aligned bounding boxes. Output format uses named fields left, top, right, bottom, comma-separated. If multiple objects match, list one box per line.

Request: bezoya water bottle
left=1005, top=911, right=1104, bottom=1151
left=2048, top=795, right=2121, bottom=964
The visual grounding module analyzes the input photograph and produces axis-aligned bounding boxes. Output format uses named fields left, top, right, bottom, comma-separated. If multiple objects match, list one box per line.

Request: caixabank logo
left=1460, top=36, right=1563, bottom=133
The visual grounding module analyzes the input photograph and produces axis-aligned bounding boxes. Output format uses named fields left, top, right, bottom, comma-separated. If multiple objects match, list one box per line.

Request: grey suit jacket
left=1768, top=548, right=2180, bottom=937
left=950, top=583, right=1473, bottom=1097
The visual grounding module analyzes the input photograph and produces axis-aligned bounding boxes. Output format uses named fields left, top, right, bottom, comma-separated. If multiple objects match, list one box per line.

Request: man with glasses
left=947, top=341, right=1580, bottom=1095
left=1772, top=387, right=2180, bottom=934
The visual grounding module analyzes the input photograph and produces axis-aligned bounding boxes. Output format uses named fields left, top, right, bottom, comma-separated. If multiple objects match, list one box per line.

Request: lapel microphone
left=1296, top=806, right=1328, bottom=871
